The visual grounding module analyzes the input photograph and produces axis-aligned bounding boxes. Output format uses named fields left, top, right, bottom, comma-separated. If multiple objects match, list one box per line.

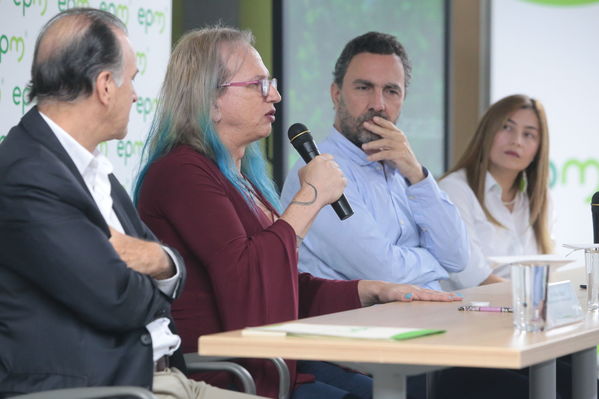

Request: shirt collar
left=39, top=111, right=95, bottom=177
left=484, top=171, right=500, bottom=194
left=485, top=170, right=526, bottom=199
left=329, top=126, right=375, bottom=166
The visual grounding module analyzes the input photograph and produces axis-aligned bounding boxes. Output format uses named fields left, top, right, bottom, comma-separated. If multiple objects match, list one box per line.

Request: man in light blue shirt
left=281, top=31, right=469, bottom=290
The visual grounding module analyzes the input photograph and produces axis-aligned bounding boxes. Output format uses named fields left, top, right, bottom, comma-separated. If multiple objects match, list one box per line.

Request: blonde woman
left=439, top=94, right=552, bottom=290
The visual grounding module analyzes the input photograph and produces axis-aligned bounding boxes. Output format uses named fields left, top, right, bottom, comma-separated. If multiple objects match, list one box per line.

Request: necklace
left=502, top=197, right=516, bottom=206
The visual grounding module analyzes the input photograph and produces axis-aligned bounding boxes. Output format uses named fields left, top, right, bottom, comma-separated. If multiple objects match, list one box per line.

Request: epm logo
left=137, top=8, right=166, bottom=34
left=0, top=34, right=25, bottom=63
left=0, top=135, right=5, bottom=144
left=97, top=141, right=108, bottom=156
left=116, top=139, right=143, bottom=165
left=136, top=96, right=158, bottom=122
left=12, top=0, right=48, bottom=16
left=136, top=51, right=148, bottom=75
left=58, top=0, right=90, bottom=11
left=99, top=1, right=130, bottom=25
left=12, top=85, right=31, bottom=115
left=550, top=158, right=599, bottom=202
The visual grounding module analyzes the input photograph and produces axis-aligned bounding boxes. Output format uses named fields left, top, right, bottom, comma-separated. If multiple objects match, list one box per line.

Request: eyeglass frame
left=219, top=78, right=277, bottom=97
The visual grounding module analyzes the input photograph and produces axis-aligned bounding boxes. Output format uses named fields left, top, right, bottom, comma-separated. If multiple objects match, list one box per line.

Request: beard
left=336, top=97, right=391, bottom=148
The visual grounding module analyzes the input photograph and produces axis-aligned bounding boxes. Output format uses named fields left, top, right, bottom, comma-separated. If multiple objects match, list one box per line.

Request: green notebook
left=243, top=322, right=445, bottom=341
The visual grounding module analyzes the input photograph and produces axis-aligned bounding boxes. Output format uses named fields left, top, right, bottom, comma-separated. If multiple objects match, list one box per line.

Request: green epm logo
left=97, top=141, right=143, bottom=166
left=116, top=139, right=143, bottom=165
left=137, top=8, right=166, bottom=34
left=12, top=85, right=31, bottom=115
left=12, top=0, right=48, bottom=16
left=0, top=135, right=5, bottom=144
left=0, top=34, right=25, bottom=64
left=136, top=96, right=158, bottom=122
left=550, top=158, right=599, bottom=202
left=136, top=51, right=147, bottom=75
left=57, top=0, right=90, bottom=11
left=99, top=1, right=129, bottom=25
left=97, top=141, right=108, bottom=156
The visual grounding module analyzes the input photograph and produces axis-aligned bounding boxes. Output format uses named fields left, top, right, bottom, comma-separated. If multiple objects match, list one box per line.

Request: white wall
left=0, top=0, right=171, bottom=192
left=490, top=0, right=599, bottom=258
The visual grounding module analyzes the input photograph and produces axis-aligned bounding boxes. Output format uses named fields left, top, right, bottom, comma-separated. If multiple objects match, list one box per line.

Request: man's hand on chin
left=361, top=116, right=425, bottom=184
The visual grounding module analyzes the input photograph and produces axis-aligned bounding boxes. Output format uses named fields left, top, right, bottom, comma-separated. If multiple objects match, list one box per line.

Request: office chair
left=185, top=354, right=290, bottom=399
left=7, top=355, right=289, bottom=399
left=8, top=386, right=156, bottom=399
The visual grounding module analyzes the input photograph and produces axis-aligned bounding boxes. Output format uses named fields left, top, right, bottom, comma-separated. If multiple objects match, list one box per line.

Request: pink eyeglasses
left=220, top=78, right=277, bottom=97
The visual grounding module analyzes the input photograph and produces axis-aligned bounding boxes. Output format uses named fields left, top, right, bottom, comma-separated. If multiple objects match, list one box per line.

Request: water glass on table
left=511, top=263, right=550, bottom=332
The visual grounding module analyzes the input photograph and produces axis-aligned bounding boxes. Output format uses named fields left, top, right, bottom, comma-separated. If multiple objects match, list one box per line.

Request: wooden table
left=199, top=279, right=599, bottom=399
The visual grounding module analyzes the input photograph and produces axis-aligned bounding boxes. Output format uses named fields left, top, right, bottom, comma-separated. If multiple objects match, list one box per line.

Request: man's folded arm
left=0, top=177, right=171, bottom=332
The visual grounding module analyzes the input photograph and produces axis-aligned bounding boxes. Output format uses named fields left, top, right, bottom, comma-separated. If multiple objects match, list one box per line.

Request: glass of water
left=585, top=248, right=599, bottom=311
left=511, top=264, right=550, bottom=332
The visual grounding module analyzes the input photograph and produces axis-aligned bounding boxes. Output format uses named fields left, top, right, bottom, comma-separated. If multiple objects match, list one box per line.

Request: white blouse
left=438, top=169, right=542, bottom=290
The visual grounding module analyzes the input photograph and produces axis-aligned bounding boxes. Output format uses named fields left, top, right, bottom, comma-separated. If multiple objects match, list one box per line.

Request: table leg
left=572, top=346, right=597, bottom=399
left=529, top=358, right=556, bottom=399
left=337, top=362, right=443, bottom=399
left=426, top=371, right=437, bottom=399
left=372, top=367, right=407, bottom=399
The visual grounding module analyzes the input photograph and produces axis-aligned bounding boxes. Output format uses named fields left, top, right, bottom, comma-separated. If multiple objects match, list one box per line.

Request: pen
left=458, top=305, right=513, bottom=313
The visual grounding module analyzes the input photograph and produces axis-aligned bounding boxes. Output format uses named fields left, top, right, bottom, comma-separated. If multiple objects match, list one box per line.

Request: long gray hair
left=135, top=27, right=281, bottom=211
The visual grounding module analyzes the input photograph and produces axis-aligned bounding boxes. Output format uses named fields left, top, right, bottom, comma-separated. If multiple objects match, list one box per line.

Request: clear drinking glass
left=511, top=264, right=550, bottom=332
left=585, top=248, right=599, bottom=311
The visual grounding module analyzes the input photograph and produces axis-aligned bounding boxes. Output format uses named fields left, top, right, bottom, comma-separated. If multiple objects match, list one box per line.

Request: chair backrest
left=184, top=353, right=290, bottom=399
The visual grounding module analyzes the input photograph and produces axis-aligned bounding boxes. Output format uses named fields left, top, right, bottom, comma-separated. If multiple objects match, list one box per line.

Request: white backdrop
left=0, top=0, right=171, bottom=192
left=490, top=0, right=599, bottom=259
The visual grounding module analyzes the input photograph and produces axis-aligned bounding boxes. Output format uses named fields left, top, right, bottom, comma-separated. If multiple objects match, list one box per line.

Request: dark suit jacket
left=0, top=108, right=186, bottom=395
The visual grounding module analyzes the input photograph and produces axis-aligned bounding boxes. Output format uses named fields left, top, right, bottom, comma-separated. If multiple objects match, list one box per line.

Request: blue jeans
left=291, top=361, right=372, bottom=399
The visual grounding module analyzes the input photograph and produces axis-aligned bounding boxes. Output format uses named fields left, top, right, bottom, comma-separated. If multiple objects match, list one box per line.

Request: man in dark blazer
left=0, top=8, right=259, bottom=399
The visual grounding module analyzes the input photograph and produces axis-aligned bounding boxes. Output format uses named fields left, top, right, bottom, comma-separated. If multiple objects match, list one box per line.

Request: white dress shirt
left=40, top=112, right=180, bottom=361
left=439, top=169, right=544, bottom=290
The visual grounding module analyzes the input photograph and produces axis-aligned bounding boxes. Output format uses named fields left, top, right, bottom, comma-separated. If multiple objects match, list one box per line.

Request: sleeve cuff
left=155, top=246, right=181, bottom=298
left=404, top=166, right=429, bottom=186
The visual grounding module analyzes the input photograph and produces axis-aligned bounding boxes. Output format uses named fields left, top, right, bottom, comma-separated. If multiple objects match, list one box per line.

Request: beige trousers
left=153, top=368, right=265, bottom=399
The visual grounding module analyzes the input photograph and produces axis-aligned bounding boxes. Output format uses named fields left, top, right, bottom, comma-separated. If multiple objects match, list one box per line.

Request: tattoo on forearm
left=290, top=181, right=318, bottom=206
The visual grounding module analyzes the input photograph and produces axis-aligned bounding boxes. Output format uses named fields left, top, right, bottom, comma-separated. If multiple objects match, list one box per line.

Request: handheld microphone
left=592, top=192, right=599, bottom=243
left=287, top=123, right=354, bottom=220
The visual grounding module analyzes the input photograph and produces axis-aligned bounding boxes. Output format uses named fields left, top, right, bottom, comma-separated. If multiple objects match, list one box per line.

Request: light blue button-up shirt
left=280, top=128, right=469, bottom=290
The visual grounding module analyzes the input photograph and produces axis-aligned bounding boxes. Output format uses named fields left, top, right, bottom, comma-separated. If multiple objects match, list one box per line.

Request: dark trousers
left=428, top=354, right=597, bottom=399
left=291, top=358, right=587, bottom=399
left=292, top=361, right=372, bottom=399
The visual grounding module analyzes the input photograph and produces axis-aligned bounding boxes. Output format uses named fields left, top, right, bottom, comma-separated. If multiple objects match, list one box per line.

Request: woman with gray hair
left=135, top=27, right=460, bottom=399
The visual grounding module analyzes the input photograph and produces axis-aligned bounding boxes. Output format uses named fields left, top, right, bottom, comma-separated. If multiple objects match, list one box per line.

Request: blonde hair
left=443, top=94, right=552, bottom=253
left=146, top=27, right=251, bottom=157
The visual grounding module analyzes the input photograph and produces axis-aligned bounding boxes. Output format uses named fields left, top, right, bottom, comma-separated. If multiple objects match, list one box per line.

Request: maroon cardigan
left=137, top=145, right=361, bottom=398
